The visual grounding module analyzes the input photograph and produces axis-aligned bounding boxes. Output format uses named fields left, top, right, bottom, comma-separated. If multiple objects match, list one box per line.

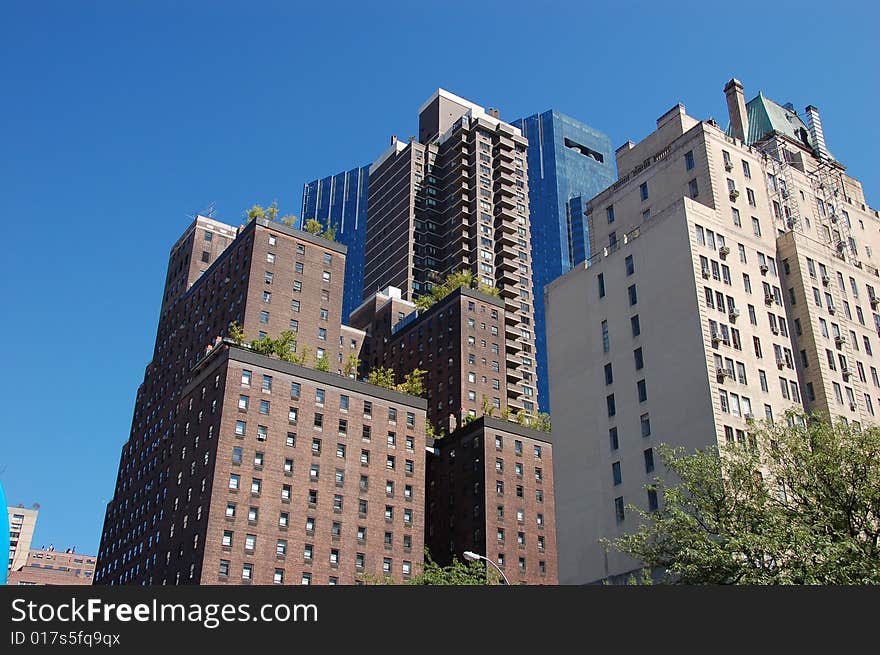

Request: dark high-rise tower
left=364, top=90, right=540, bottom=415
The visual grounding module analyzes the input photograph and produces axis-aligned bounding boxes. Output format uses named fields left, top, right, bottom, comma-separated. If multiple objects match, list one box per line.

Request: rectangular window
left=614, top=497, right=625, bottom=522
left=685, top=150, right=695, bottom=171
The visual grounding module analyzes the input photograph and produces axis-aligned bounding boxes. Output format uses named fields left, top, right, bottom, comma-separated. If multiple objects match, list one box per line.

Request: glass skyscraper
left=301, top=165, right=370, bottom=321
left=512, top=110, right=615, bottom=412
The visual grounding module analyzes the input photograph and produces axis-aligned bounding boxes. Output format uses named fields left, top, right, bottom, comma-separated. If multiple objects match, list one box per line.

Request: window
left=601, top=320, right=610, bottom=353
left=644, top=448, right=655, bottom=473
left=752, top=217, right=761, bottom=237
left=689, top=179, right=699, bottom=199
left=637, top=379, right=647, bottom=402
left=628, top=284, right=638, bottom=306
left=640, top=182, right=649, bottom=201
left=606, top=394, right=616, bottom=417
left=625, top=255, right=634, bottom=276
left=634, top=347, right=644, bottom=370
left=598, top=273, right=605, bottom=298
left=640, top=413, right=651, bottom=437
left=604, top=362, right=613, bottom=385
left=742, top=160, right=751, bottom=178
left=614, top=497, right=625, bottom=522
left=631, top=315, right=640, bottom=337
left=228, top=474, right=240, bottom=490
left=612, top=461, right=622, bottom=485
left=606, top=205, right=615, bottom=224
left=685, top=150, right=695, bottom=171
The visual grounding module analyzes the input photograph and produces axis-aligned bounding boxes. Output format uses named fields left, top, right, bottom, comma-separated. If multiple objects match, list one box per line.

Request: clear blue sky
left=1, top=1, right=877, bottom=554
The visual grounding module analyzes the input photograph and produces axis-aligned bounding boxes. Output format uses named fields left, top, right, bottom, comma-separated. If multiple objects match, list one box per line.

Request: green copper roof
left=739, top=92, right=814, bottom=149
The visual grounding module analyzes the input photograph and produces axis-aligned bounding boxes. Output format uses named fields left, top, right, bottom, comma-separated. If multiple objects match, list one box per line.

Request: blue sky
left=1, top=1, right=877, bottom=554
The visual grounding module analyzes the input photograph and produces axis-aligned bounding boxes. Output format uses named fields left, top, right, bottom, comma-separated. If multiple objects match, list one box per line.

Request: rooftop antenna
left=185, top=201, right=217, bottom=222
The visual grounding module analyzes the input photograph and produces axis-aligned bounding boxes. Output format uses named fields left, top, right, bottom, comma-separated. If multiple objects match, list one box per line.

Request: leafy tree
left=249, top=335, right=275, bottom=355
left=605, top=414, right=880, bottom=584
left=529, top=412, right=552, bottom=432
left=265, top=200, right=279, bottom=221
left=292, top=345, right=311, bottom=367
left=426, top=419, right=445, bottom=442
left=302, top=217, right=338, bottom=242
left=415, top=270, right=500, bottom=313
left=273, top=330, right=298, bottom=362
left=280, top=214, right=297, bottom=227
left=342, top=353, right=360, bottom=378
left=406, top=552, right=490, bottom=585
left=397, top=369, right=425, bottom=396
left=246, top=204, right=266, bottom=221
left=304, top=218, right=324, bottom=235
left=228, top=321, right=245, bottom=345
left=314, top=354, right=330, bottom=372
left=367, top=366, right=396, bottom=390
left=481, top=396, right=496, bottom=417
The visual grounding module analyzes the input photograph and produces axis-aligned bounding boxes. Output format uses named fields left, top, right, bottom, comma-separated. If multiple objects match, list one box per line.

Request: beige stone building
left=7, top=506, right=38, bottom=572
left=546, top=78, right=880, bottom=584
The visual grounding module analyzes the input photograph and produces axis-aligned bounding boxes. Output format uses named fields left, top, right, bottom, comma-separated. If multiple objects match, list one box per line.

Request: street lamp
left=463, top=551, right=510, bottom=585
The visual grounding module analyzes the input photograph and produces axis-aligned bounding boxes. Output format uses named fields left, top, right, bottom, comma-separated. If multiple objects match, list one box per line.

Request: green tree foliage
left=605, top=414, right=880, bottom=584
left=302, top=218, right=338, bottom=241
left=228, top=321, right=245, bottom=345
left=365, top=367, right=426, bottom=396
left=272, top=330, right=298, bottom=362
left=426, top=419, right=445, bottom=442
left=280, top=214, right=297, bottom=227
left=342, top=353, right=360, bottom=378
left=398, top=369, right=425, bottom=396
left=367, top=366, right=396, bottom=389
left=406, top=552, right=490, bottom=585
left=528, top=412, right=552, bottom=432
left=314, top=354, right=330, bottom=372
left=249, top=335, right=275, bottom=355
left=415, top=270, right=500, bottom=313
left=303, top=218, right=324, bottom=235
left=246, top=204, right=266, bottom=221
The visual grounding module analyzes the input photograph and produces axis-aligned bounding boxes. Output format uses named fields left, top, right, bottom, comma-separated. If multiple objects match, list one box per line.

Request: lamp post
left=463, top=550, right=510, bottom=585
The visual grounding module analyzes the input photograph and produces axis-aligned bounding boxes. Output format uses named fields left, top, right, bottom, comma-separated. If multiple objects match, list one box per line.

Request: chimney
left=804, top=105, right=833, bottom=160
left=724, top=78, right=749, bottom=143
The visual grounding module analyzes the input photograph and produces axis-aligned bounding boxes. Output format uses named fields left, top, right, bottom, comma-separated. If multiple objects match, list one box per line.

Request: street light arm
left=463, top=551, right=510, bottom=585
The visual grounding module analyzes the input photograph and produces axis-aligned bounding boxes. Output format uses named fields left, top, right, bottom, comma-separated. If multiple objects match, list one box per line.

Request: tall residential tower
left=94, top=215, right=427, bottom=586
left=364, top=90, right=540, bottom=415
left=546, top=79, right=879, bottom=584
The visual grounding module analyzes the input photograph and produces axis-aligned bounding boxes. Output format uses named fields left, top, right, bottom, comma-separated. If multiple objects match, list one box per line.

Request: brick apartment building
left=94, top=215, right=426, bottom=585
left=8, top=548, right=96, bottom=585
left=426, top=417, right=557, bottom=584
left=352, top=285, right=510, bottom=432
